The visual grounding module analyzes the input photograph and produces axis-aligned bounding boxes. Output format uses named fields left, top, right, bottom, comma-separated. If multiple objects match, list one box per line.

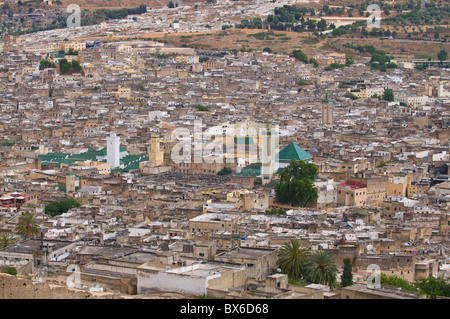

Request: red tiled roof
left=338, top=180, right=367, bottom=189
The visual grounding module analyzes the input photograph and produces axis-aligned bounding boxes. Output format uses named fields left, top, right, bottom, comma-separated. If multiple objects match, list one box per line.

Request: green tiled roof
left=39, top=147, right=144, bottom=171
left=67, top=151, right=99, bottom=161
left=237, top=162, right=261, bottom=177
left=278, top=143, right=313, bottom=162
left=97, top=146, right=127, bottom=157
left=97, top=148, right=107, bottom=156
left=122, top=155, right=148, bottom=171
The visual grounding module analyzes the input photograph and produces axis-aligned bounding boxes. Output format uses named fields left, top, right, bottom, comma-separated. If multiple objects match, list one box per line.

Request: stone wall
left=0, top=273, right=122, bottom=299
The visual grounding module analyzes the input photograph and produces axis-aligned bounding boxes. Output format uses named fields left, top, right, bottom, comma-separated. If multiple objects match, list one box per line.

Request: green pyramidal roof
left=278, top=143, right=313, bottom=162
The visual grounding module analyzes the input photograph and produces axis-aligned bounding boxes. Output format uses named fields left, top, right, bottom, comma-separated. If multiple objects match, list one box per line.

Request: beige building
left=61, top=41, right=87, bottom=52
left=341, top=283, right=419, bottom=299
left=215, top=247, right=279, bottom=281
left=355, top=254, right=416, bottom=283
left=363, top=176, right=389, bottom=206
left=73, top=160, right=111, bottom=175
left=388, top=174, right=410, bottom=197
left=407, top=181, right=430, bottom=197
left=337, top=180, right=367, bottom=207
left=189, top=213, right=243, bottom=233
left=113, top=86, right=132, bottom=99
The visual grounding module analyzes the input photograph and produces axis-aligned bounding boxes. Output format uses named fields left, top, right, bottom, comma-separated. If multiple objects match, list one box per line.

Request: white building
left=106, top=133, right=120, bottom=169
left=136, top=263, right=246, bottom=296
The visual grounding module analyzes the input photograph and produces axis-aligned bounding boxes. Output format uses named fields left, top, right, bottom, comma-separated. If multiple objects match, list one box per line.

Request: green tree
left=59, top=199, right=80, bottom=213
left=317, top=18, right=327, bottom=31
left=1, top=266, right=17, bottom=276
left=415, top=277, right=450, bottom=299
left=71, top=60, right=82, bottom=72
left=265, top=208, right=286, bottom=215
left=279, top=159, right=318, bottom=182
left=341, top=258, right=353, bottom=287
left=344, top=92, right=358, bottom=100
left=275, top=159, right=318, bottom=207
left=332, top=27, right=345, bottom=36
left=275, top=178, right=318, bottom=207
left=45, top=199, right=80, bottom=217
left=380, top=273, right=417, bottom=292
left=382, top=89, right=394, bottom=101
left=276, top=239, right=310, bottom=281
left=305, top=250, right=339, bottom=289
left=137, top=82, right=146, bottom=91
left=67, top=48, right=78, bottom=55
left=15, top=213, right=39, bottom=239
left=437, top=49, right=448, bottom=63
left=168, top=1, right=175, bottom=8
left=309, top=58, right=318, bottom=67
left=0, top=233, right=15, bottom=249
left=196, top=104, right=210, bottom=112
left=59, top=59, right=71, bottom=74
left=293, top=49, right=308, bottom=63
left=217, top=167, right=232, bottom=176
left=39, top=60, right=56, bottom=70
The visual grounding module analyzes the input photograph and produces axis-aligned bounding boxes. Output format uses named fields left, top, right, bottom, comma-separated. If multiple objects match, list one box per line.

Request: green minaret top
left=322, top=94, right=333, bottom=103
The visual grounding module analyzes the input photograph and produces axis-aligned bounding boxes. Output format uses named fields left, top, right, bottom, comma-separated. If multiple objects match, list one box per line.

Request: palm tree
left=0, top=233, right=15, bottom=249
left=15, top=213, right=40, bottom=239
left=305, top=250, right=339, bottom=289
left=276, top=239, right=310, bottom=281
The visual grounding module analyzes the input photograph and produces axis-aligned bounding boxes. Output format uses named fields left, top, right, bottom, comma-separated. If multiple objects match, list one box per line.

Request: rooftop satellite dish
left=166, top=266, right=171, bottom=270
left=277, top=268, right=281, bottom=273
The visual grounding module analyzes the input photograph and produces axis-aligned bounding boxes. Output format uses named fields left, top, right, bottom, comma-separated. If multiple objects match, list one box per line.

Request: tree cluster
left=39, top=60, right=56, bottom=70
left=277, top=240, right=339, bottom=289
left=44, top=198, right=80, bottom=217
left=381, top=274, right=450, bottom=299
left=59, top=59, right=82, bottom=75
left=275, top=159, right=318, bottom=207
left=217, top=167, right=232, bottom=176
left=265, top=208, right=286, bottom=215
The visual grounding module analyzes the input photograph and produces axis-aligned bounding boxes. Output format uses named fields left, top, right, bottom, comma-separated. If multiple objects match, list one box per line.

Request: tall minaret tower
left=149, top=135, right=164, bottom=167
left=106, top=133, right=120, bottom=169
left=261, top=122, right=278, bottom=185
left=322, top=94, right=334, bottom=125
